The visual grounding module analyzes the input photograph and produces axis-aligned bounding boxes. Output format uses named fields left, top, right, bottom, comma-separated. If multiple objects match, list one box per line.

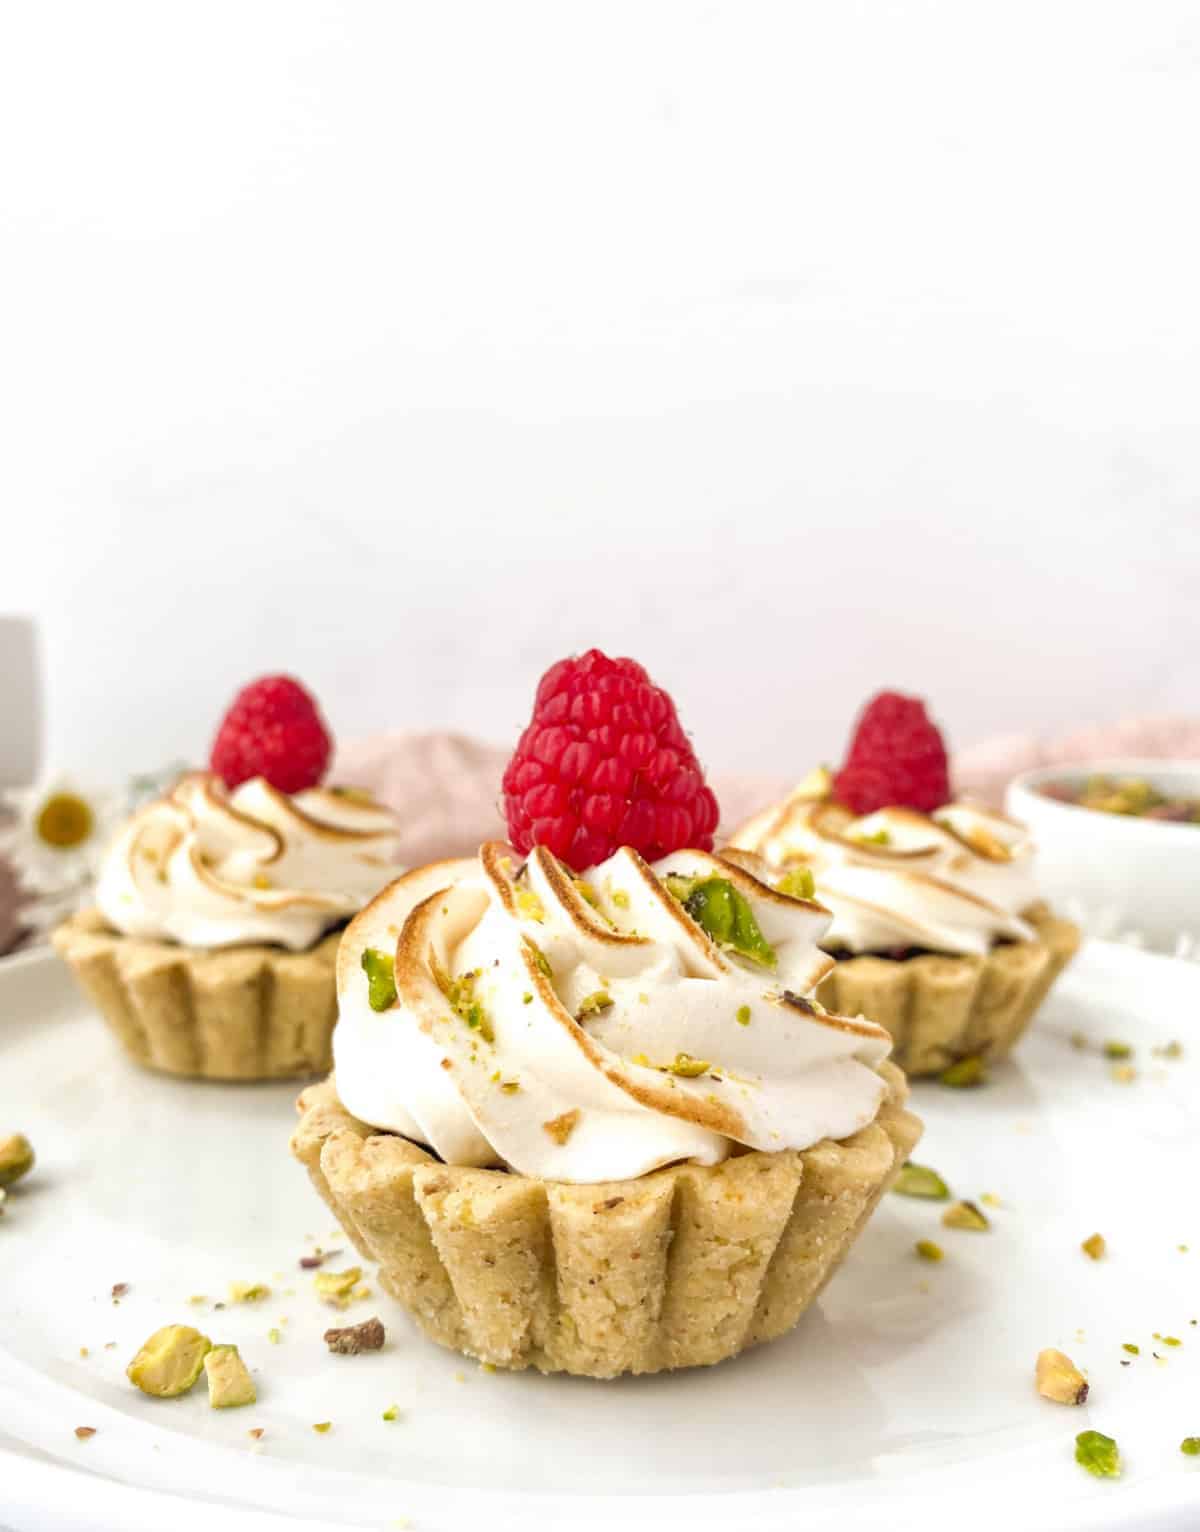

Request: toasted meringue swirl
left=96, top=773, right=400, bottom=951
left=332, top=842, right=892, bottom=1183
left=730, top=788, right=1039, bottom=957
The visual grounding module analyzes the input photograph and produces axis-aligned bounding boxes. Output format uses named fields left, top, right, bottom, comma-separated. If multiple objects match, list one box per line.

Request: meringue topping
left=96, top=773, right=400, bottom=951
left=332, top=842, right=892, bottom=1183
left=728, top=786, right=1040, bottom=957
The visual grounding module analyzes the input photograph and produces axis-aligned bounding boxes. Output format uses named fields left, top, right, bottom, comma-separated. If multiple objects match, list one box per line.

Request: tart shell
left=52, top=909, right=340, bottom=1081
left=814, top=903, right=1081, bottom=1077
left=289, top=1062, right=922, bottom=1378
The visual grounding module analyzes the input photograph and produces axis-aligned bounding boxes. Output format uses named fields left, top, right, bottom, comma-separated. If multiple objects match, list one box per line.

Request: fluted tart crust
left=289, top=1061, right=922, bottom=1378
left=52, top=909, right=340, bottom=1080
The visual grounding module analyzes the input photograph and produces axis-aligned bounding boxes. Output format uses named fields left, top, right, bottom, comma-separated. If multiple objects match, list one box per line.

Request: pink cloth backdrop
left=332, top=715, right=1200, bottom=867
left=4, top=716, right=1198, bottom=954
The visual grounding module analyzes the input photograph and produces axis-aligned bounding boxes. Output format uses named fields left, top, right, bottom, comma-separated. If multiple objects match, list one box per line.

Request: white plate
left=1, top=943, right=1197, bottom=1532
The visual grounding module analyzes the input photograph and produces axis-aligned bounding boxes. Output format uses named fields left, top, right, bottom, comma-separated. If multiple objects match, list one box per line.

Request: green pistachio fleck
left=1164, top=1336, right=1182, bottom=1347
left=777, top=866, right=816, bottom=900
left=664, top=874, right=696, bottom=904
left=942, top=1200, right=990, bottom=1232
left=1181, top=1437, right=1200, bottom=1456
left=522, top=992, right=533, bottom=1005
left=433, top=964, right=495, bottom=1043
left=856, top=828, right=892, bottom=846
left=736, top=1005, right=752, bottom=1026
left=1102, top=1040, right=1133, bottom=1060
left=0, top=1134, right=35, bottom=1188
left=915, top=1240, right=944, bottom=1263
left=1157, top=1040, right=1184, bottom=1060
left=1122, top=1343, right=1139, bottom=1355
left=1081, top=1233, right=1106, bottom=1260
left=576, top=992, right=614, bottom=1020
left=940, top=1056, right=987, bottom=1088
left=361, top=949, right=397, bottom=1012
left=527, top=941, right=553, bottom=979
left=611, top=889, right=630, bottom=910
left=681, top=877, right=777, bottom=969
left=667, top=1053, right=711, bottom=1079
left=382, top=1404, right=400, bottom=1422
left=1075, top=1429, right=1121, bottom=1479
left=892, top=1161, right=951, bottom=1200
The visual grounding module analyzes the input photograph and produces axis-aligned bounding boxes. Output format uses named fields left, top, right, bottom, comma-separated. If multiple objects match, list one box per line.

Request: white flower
left=0, top=774, right=122, bottom=900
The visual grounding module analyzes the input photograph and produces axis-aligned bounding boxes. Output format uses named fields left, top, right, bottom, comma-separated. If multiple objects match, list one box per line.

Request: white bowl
left=1006, top=758, right=1200, bottom=950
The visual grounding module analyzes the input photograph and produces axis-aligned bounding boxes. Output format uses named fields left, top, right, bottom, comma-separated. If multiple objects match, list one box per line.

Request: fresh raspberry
left=834, top=691, right=950, bottom=815
left=501, top=649, right=720, bottom=871
left=209, top=675, right=332, bottom=794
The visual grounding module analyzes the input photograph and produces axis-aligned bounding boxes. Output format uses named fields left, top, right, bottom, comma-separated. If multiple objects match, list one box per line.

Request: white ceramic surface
left=2, top=945, right=1199, bottom=1531
left=1007, top=761, right=1200, bottom=951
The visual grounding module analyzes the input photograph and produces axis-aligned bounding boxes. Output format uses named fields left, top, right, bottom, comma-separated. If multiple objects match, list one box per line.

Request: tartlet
left=290, top=842, right=922, bottom=1377
left=728, top=776, right=1080, bottom=1077
left=54, top=772, right=400, bottom=1080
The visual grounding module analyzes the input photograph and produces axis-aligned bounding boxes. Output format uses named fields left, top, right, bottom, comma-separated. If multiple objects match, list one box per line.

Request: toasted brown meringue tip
left=335, top=860, right=472, bottom=992
left=184, top=775, right=286, bottom=861
left=251, top=779, right=396, bottom=842
left=712, top=847, right=830, bottom=916
left=186, top=843, right=342, bottom=912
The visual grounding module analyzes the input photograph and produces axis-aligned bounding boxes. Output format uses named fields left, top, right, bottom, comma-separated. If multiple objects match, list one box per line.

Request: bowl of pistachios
left=1006, top=758, right=1200, bottom=953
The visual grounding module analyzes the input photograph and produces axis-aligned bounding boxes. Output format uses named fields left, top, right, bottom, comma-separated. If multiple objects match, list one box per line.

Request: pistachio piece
left=892, top=1161, right=951, bottom=1200
left=324, top=1317, right=385, bottom=1355
left=1102, top=1040, right=1133, bottom=1060
left=1075, top=1429, right=1121, bottom=1478
left=942, top=1200, right=990, bottom=1232
left=1181, top=1437, right=1200, bottom=1456
left=515, top=888, right=545, bottom=923
left=1122, top=1342, right=1139, bottom=1355
left=1036, top=1348, right=1089, bottom=1405
left=680, top=877, right=777, bottom=969
left=777, top=866, right=815, bottom=900
left=361, top=948, right=397, bottom=1012
left=1081, top=1233, right=1106, bottom=1260
left=204, top=1344, right=256, bottom=1409
left=382, top=1404, right=401, bottom=1421
left=666, top=1053, right=710, bottom=1078
left=940, top=1056, right=987, bottom=1088
left=0, top=1133, right=35, bottom=1188
left=915, top=1240, right=944, bottom=1262
left=126, top=1325, right=212, bottom=1398
left=229, top=1281, right=270, bottom=1303
left=575, top=992, right=613, bottom=1020
left=736, top=1005, right=752, bottom=1026
left=315, top=1266, right=363, bottom=1306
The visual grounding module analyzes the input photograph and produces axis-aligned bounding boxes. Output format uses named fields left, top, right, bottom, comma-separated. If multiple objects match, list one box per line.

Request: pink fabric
left=334, top=714, right=1200, bottom=861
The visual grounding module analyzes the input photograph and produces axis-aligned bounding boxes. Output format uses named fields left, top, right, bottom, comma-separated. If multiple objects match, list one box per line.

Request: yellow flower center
left=35, top=792, right=94, bottom=849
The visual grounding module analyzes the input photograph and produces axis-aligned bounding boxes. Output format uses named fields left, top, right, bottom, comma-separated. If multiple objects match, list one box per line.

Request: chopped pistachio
left=433, top=964, right=495, bottom=1042
left=915, top=1240, right=944, bottom=1263
left=777, top=866, right=816, bottom=900
left=575, top=992, right=613, bottom=1020
left=267, top=1327, right=282, bottom=1345
left=1102, top=1040, right=1133, bottom=1059
left=516, top=889, right=545, bottom=923
left=942, top=1200, right=990, bottom=1232
left=312, top=1421, right=333, bottom=1434
left=979, top=1192, right=1003, bottom=1208
left=666, top=1053, right=710, bottom=1079
left=611, top=889, right=630, bottom=910
left=324, top=1317, right=385, bottom=1354
left=1181, top=1437, right=1200, bottom=1456
left=204, top=1345, right=257, bottom=1409
left=892, top=1161, right=951, bottom=1200
left=856, top=828, right=892, bottom=846
left=0, top=1133, right=35, bottom=1188
left=361, top=948, right=397, bottom=1012
left=315, top=1266, right=363, bottom=1305
left=1164, top=1336, right=1182, bottom=1347
left=126, top=1325, right=212, bottom=1398
left=499, top=1080, right=521, bottom=1094
left=229, top=1282, right=270, bottom=1303
left=573, top=879, right=599, bottom=908
left=1081, top=1233, right=1106, bottom=1260
left=680, top=877, right=777, bottom=968
left=736, top=1005, right=752, bottom=1026
left=940, top=1056, right=987, bottom=1088
left=522, top=992, right=533, bottom=1005
left=543, top=1109, right=581, bottom=1145
left=382, top=1404, right=400, bottom=1422
left=527, top=941, right=553, bottom=979
left=1122, top=1343, right=1139, bottom=1355
left=1075, top=1429, right=1121, bottom=1479
left=1156, top=1040, right=1184, bottom=1060
left=1036, top=1348, right=1089, bottom=1405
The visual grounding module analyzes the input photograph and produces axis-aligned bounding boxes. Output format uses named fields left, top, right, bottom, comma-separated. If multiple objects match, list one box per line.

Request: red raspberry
left=834, top=691, right=950, bottom=815
left=209, top=675, right=332, bottom=794
left=501, top=649, right=720, bottom=871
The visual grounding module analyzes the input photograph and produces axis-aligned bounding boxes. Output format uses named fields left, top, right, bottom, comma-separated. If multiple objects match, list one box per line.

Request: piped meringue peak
left=332, top=842, right=892, bottom=1183
left=96, top=772, right=400, bottom=951
left=729, top=780, right=1041, bottom=958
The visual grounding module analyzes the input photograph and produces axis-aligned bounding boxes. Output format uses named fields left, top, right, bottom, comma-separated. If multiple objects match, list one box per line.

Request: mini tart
left=289, top=1062, right=921, bottom=1379
left=53, top=909, right=340, bottom=1081
left=815, top=903, right=1081, bottom=1077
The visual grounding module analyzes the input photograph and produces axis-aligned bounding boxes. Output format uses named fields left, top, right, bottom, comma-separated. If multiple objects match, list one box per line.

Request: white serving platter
left=1, top=941, right=1197, bottom=1532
